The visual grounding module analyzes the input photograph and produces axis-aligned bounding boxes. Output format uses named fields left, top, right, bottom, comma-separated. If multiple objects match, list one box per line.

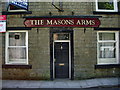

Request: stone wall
left=74, top=28, right=97, bottom=79
left=2, top=2, right=120, bottom=80
left=74, top=28, right=120, bottom=79
left=2, top=28, right=50, bottom=80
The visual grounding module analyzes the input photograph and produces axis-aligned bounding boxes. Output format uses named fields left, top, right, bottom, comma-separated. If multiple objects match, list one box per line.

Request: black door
left=54, top=42, right=69, bottom=78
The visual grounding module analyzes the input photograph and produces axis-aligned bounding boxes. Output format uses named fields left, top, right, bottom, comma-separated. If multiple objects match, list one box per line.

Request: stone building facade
left=1, top=0, right=120, bottom=80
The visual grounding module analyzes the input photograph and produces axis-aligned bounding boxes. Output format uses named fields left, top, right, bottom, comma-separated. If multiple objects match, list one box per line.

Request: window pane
left=99, top=33, right=115, bottom=40
left=8, top=47, right=26, bottom=60
left=9, top=32, right=26, bottom=46
left=99, top=42, right=116, bottom=58
left=54, top=33, right=70, bottom=40
left=98, top=0, right=114, bottom=10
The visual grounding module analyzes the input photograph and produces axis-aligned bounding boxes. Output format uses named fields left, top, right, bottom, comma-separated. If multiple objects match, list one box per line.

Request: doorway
left=53, top=33, right=71, bottom=79
left=54, top=41, right=70, bottom=78
left=50, top=29, right=74, bottom=80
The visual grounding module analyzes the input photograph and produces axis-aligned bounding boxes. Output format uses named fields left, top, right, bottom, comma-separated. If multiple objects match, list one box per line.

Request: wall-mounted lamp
left=37, top=28, right=39, bottom=33
left=84, top=28, right=86, bottom=33
left=72, top=12, right=74, bottom=15
left=49, top=12, right=52, bottom=16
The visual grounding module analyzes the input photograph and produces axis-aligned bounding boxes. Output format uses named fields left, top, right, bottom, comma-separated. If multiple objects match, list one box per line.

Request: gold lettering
left=58, top=20, right=64, bottom=25
left=81, top=20, right=86, bottom=25
left=69, top=20, right=74, bottom=25
left=64, top=20, right=69, bottom=25
left=30, top=19, right=96, bottom=26
left=37, top=20, right=40, bottom=25
left=86, top=20, right=91, bottom=25
left=30, top=20, right=44, bottom=25
left=47, top=20, right=53, bottom=25
left=64, top=20, right=74, bottom=25
left=85, top=20, right=95, bottom=25
left=30, top=20, right=38, bottom=25
left=53, top=20, right=58, bottom=25
left=38, top=20, right=44, bottom=25
left=34, top=20, right=38, bottom=25
left=91, top=20, right=95, bottom=25
left=30, top=20, right=34, bottom=25
left=76, top=20, right=81, bottom=25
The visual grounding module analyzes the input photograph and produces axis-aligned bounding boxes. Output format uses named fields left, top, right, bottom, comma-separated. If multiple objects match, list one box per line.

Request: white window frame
left=96, top=0, right=118, bottom=12
left=97, top=31, right=119, bottom=65
left=5, top=31, right=28, bottom=64
left=8, top=0, right=28, bottom=12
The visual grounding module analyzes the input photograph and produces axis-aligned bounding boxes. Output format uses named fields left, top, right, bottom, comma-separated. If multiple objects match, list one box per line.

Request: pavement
left=2, top=77, right=120, bottom=88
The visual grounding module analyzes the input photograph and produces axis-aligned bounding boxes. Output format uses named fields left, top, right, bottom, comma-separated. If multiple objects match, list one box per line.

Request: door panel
left=54, top=42, right=69, bottom=78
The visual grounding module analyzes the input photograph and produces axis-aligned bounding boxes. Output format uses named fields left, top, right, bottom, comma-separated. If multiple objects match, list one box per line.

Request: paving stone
left=2, top=78, right=120, bottom=88
left=99, top=78, right=116, bottom=86
left=40, top=81, right=54, bottom=88
left=86, top=79, right=103, bottom=87
left=23, top=81, right=42, bottom=88
left=67, top=81, right=81, bottom=88
left=54, top=82, right=69, bottom=88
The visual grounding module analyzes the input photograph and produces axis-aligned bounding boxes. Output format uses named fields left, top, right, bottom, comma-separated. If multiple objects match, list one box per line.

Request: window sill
left=95, top=64, right=120, bottom=69
left=94, top=27, right=120, bottom=31
left=2, top=64, right=32, bottom=69
left=2, top=11, right=32, bottom=15
left=93, top=11, right=120, bottom=15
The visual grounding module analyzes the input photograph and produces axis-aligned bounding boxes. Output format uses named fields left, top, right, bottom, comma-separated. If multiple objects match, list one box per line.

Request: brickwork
left=74, top=28, right=97, bottom=79
left=74, top=28, right=120, bottom=79
left=2, top=28, right=50, bottom=80
left=28, top=28, right=50, bottom=80
left=1, top=2, right=120, bottom=80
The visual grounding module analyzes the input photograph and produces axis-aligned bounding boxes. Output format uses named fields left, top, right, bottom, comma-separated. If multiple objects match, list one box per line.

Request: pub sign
left=24, top=17, right=101, bottom=27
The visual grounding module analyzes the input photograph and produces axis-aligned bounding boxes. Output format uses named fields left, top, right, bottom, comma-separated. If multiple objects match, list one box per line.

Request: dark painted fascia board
left=2, top=64, right=32, bottom=69
left=94, top=27, right=120, bottom=31
left=2, top=11, right=32, bottom=15
left=95, top=64, right=120, bottom=69
left=23, top=15, right=102, bottom=18
left=93, top=11, right=120, bottom=15
left=7, top=27, right=32, bottom=30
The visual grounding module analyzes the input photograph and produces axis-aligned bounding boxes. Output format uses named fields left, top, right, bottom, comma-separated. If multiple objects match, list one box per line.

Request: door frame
left=50, top=28, right=74, bottom=80
left=53, top=40, right=71, bottom=79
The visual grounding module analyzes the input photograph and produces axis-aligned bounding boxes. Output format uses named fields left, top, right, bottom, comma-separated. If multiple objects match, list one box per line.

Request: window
left=8, top=0, right=28, bottom=12
left=5, top=31, right=28, bottom=64
left=53, top=33, right=70, bottom=41
left=97, top=31, right=119, bottom=64
left=96, top=0, right=118, bottom=12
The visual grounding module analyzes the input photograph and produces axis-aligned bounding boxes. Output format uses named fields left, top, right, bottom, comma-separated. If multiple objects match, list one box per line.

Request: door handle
left=59, top=63, right=65, bottom=66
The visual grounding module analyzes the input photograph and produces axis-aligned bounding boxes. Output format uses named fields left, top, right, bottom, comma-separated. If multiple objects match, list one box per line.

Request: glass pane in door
left=54, top=33, right=70, bottom=40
